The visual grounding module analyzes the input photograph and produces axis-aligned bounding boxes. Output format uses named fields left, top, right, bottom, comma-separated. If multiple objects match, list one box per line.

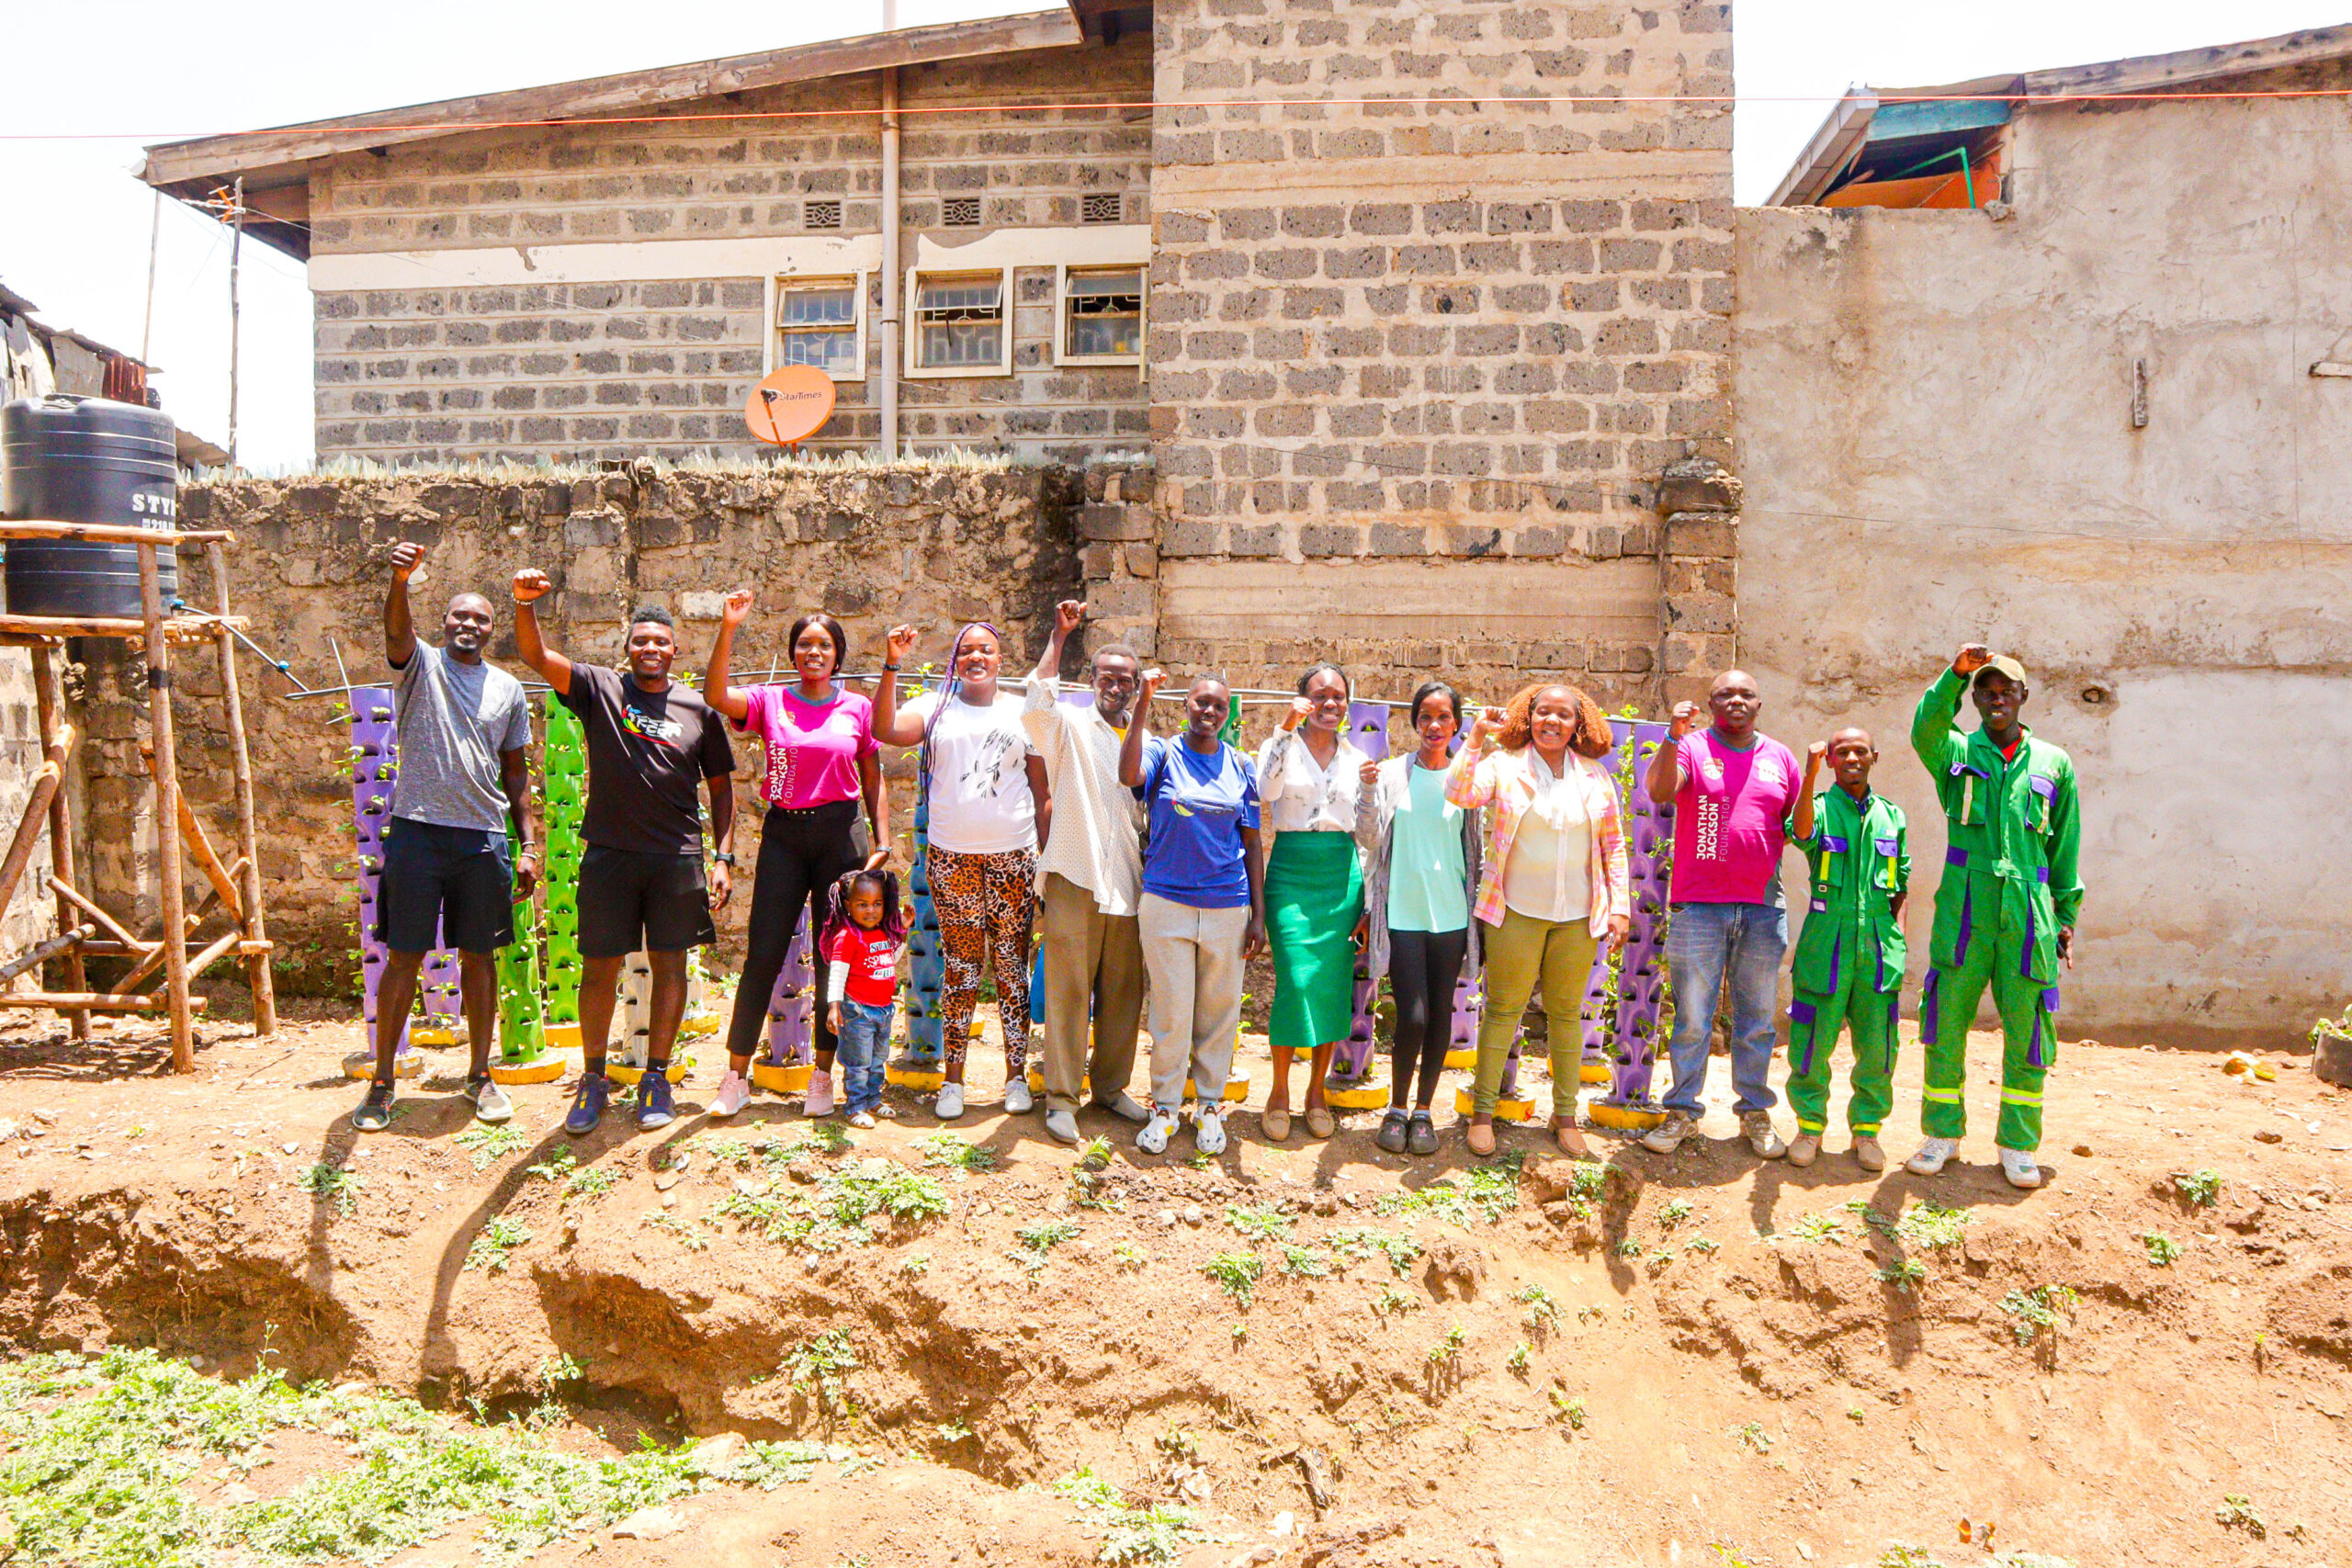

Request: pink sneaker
left=711, top=1070, right=751, bottom=1118
left=806, top=1071, right=836, bottom=1117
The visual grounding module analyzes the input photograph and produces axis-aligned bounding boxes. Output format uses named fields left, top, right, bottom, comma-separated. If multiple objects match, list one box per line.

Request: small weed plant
left=1551, top=1392, right=1587, bottom=1430
left=1659, top=1198, right=1692, bottom=1231
left=1222, top=1203, right=1292, bottom=1243
left=1327, top=1227, right=1422, bottom=1276
left=1732, top=1420, right=1772, bottom=1454
left=1054, top=1466, right=1230, bottom=1567
left=1877, top=1260, right=1928, bottom=1292
left=1506, top=1342, right=1530, bottom=1375
left=1781, top=1211, right=1847, bottom=1246
left=2173, top=1168, right=2222, bottom=1208
left=1426, top=1325, right=1467, bottom=1367
left=1202, top=1253, right=1263, bottom=1308
left=1280, top=1245, right=1330, bottom=1278
left=1018, top=1218, right=1080, bottom=1255
left=784, top=1330, right=860, bottom=1418
left=1894, top=1201, right=1971, bottom=1248
left=463, top=1216, right=531, bottom=1273
left=1998, top=1284, right=2080, bottom=1346
left=1515, top=1284, right=1561, bottom=1337
left=453, top=1122, right=529, bottom=1171
left=1377, top=1152, right=1525, bottom=1226
left=297, top=1163, right=362, bottom=1216
left=2143, top=1232, right=2184, bottom=1267
left=914, top=1133, right=1000, bottom=1174
left=2216, top=1494, right=2267, bottom=1538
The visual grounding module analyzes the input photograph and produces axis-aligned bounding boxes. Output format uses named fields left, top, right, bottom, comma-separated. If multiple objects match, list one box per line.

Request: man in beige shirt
left=1023, top=601, right=1153, bottom=1143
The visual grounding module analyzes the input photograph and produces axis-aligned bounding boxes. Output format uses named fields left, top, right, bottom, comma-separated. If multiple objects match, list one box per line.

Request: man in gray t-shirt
left=354, top=540, right=539, bottom=1134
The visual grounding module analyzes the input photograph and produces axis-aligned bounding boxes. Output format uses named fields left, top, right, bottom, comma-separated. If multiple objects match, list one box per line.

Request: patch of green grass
left=1222, top=1203, right=1292, bottom=1243
left=2173, top=1168, right=2222, bottom=1208
left=1659, top=1198, right=1692, bottom=1231
left=297, top=1163, right=362, bottom=1216
left=1377, top=1152, right=1525, bottom=1226
left=2142, top=1232, right=2184, bottom=1268
left=1053, top=1467, right=1230, bottom=1567
left=452, top=1122, right=529, bottom=1171
left=1894, top=1201, right=1971, bottom=1249
left=1202, top=1254, right=1263, bottom=1308
left=1998, top=1284, right=2079, bottom=1346
left=462, top=1216, right=531, bottom=1273
left=1325, top=1227, right=1422, bottom=1276
left=913, top=1133, right=1000, bottom=1174
left=1279, top=1245, right=1330, bottom=1279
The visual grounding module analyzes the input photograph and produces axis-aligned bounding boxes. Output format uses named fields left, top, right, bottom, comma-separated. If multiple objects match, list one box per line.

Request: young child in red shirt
left=822, top=867, right=906, bottom=1128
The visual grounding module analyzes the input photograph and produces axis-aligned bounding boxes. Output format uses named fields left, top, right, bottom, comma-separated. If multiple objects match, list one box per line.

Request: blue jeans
left=1663, top=901, right=1788, bottom=1116
left=835, top=999, right=892, bottom=1114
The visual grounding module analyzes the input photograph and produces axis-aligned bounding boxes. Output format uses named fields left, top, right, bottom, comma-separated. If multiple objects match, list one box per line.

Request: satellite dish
left=744, top=366, right=837, bottom=447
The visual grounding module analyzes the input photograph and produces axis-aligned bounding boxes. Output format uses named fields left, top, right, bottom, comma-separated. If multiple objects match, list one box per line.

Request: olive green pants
left=1474, top=908, right=1597, bottom=1118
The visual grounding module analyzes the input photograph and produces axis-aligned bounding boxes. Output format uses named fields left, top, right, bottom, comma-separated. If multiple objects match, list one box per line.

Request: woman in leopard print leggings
left=873, top=621, right=1052, bottom=1122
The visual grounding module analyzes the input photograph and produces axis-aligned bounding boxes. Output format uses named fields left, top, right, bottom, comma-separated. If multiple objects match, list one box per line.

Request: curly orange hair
left=1496, top=682, right=1612, bottom=759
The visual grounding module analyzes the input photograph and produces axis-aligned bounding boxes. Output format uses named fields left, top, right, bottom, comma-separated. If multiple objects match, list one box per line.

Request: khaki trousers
left=1039, top=873, right=1146, bottom=1112
left=1139, top=892, right=1248, bottom=1109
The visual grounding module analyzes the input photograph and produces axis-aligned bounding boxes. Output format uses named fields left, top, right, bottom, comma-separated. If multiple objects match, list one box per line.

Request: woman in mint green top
left=1355, top=682, right=1483, bottom=1156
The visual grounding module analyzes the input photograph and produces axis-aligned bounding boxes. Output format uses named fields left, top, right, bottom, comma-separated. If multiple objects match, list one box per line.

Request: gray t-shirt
left=389, top=641, right=531, bottom=833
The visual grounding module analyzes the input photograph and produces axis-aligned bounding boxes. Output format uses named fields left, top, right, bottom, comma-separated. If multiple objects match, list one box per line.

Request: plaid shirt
left=1444, top=740, right=1630, bottom=934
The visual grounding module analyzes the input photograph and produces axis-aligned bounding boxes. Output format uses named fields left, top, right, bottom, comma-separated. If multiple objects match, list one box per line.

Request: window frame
left=904, top=266, right=1015, bottom=379
left=771, top=272, right=868, bottom=385
left=1053, top=263, right=1146, bottom=368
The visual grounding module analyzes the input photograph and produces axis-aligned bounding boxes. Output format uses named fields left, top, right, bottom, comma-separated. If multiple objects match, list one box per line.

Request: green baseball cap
left=1971, top=654, right=2028, bottom=686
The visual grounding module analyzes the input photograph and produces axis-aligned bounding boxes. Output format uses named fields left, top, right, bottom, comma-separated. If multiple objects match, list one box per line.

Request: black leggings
left=725, top=798, right=865, bottom=1066
left=1388, top=927, right=1469, bottom=1111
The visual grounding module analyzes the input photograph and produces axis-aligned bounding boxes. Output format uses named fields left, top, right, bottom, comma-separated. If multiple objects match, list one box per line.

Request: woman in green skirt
left=1253, top=664, right=1372, bottom=1141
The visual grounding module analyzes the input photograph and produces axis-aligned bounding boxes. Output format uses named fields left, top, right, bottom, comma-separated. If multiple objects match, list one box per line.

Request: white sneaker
left=935, top=1081, right=965, bottom=1121
left=1998, top=1145, right=2044, bottom=1190
left=712, top=1070, right=751, bottom=1118
left=1905, top=1136, right=1960, bottom=1176
left=1045, top=1109, right=1080, bottom=1144
left=806, top=1072, right=835, bottom=1118
left=1742, top=1111, right=1787, bottom=1160
left=1136, top=1109, right=1177, bottom=1155
left=1091, top=1090, right=1150, bottom=1124
left=1640, top=1111, right=1693, bottom=1155
left=1003, top=1077, right=1034, bottom=1114
left=847, top=1110, right=877, bottom=1130
left=1194, top=1108, right=1227, bottom=1156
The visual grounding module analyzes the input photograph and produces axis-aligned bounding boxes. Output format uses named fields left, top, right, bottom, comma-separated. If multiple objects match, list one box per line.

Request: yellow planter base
left=344, top=1048, right=424, bottom=1081
left=1323, top=1082, right=1389, bottom=1111
left=489, top=1051, right=569, bottom=1085
left=1444, top=1046, right=1476, bottom=1069
left=408, top=1025, right=459, bottom=1047
left=604, top=1059, right=690, bottom=1087
left=1580, top=1061, right=1613, bottom=1085
left=1190, top=1074, right=1250, bottom=1105
left=677, top=1013, right=722, bottom=1040
left=544, top=1022, right=582, bottom=1051
left=1586, top=1100, right=1668, bottom=1132
left=1025, top=1065, right=1092, bottom=1097
left=887, top=1063, right=947, bottom=1091
left=752, top=1061, right=813, bottom=1096
left=1454, top=1087, right=1535, bottom=1122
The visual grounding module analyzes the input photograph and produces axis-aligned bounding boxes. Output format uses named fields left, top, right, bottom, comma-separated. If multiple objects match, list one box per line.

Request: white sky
left=3, top=0, right=2344, bottom=471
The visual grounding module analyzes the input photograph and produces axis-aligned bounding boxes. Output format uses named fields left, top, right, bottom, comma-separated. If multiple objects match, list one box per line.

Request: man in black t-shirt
left=514, top=570, right=737, bottom=1134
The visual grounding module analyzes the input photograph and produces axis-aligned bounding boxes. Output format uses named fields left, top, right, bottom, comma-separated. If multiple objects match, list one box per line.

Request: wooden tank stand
left=0, top=519, right=275, bottom=1071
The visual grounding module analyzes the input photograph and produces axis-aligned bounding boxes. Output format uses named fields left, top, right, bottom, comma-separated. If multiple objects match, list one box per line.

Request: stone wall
left=90, top=462, right=1080, bottom=992
left=309, top=36, right=1153, bottom=465
left=1736, top=75, right=2352, bottom=1043
left=1146, top=0, right=1736, bottom=705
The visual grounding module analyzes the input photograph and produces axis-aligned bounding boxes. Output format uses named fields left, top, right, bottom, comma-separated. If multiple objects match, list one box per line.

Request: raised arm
left=1255, top=701, right=1310, bottom=803
left=384, top=541, right=424, bottom=669
left=509, top=569, right=571, bottom=696
left=1913, top=643, right=1986, bottom=773
left=870, top=623, right=926, bottom=747
left=1444, top=706, right=1504, bottom=808
left=1644, top=700, right=1699, bottom=807
left=701, top=587, right=754, bottom=724
left=1030, top=599, right=1083, bottom=686
left=1119, top=669, right=1163, bottom=788
left=1791, top=739, right=1827, bottom=844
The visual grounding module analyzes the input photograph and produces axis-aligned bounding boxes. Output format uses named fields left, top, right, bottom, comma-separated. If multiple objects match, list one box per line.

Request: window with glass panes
left=1063, top=267, right=1143, bottom=360
left=776, top=279, right=860, bottom=378
left=913, top=274, right=1004, bottom=369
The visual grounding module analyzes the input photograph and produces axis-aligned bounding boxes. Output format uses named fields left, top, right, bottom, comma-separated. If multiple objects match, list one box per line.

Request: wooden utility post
left=26, top=649, right=86, bottom=1039
left=209, top=540, right=274, bottom=1035
left=138, top=537, right=194, bottom=1072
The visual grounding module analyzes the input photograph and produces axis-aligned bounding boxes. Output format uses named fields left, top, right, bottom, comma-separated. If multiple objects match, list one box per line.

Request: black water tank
left=0, top=394, right=180, bottom=619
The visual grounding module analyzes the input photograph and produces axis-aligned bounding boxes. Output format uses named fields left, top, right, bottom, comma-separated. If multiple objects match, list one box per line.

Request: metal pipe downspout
left=879, top=63, right=901, bottom=459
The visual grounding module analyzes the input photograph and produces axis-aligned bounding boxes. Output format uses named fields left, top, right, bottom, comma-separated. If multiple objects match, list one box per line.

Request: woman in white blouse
left=1253, top=663, right=1372, bottom=1142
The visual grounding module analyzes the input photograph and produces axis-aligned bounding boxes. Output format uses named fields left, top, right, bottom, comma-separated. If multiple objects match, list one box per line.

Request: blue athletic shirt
left=1136, top=736, right=1260, bottom=909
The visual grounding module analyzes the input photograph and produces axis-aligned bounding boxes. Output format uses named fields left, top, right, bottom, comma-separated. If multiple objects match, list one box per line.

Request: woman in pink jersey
left=703, top=588, right=889, bottom=1119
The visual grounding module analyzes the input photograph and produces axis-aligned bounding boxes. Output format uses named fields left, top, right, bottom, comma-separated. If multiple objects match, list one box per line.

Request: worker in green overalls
left=1784, top=728, right=1908, bottom=1172
left=1906, top=646, right=2083, bottom=1190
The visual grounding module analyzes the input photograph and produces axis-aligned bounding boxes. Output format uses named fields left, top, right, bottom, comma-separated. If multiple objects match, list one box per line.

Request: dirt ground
left=2, top=994, right=2349, bottom=1568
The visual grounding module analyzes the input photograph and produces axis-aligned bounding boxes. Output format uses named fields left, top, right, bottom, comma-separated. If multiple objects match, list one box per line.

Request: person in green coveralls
left=1784, top=728, right=1908, bottom=1172
left=1906, top=645, right=2083, bottom=1190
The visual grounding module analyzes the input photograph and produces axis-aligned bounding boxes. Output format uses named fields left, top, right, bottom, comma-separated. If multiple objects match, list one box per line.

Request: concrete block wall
left=1147, top=0, right=1737, bottom=705
left=93, top=463, right=1080, bottom=992
left=309, top=38, right=1153, bottom=466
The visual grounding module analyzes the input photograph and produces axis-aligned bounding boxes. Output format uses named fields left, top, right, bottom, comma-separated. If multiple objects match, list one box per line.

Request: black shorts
left=579, top=844, right=716, bottom=958
left=376, top=818, right=514, bottom=956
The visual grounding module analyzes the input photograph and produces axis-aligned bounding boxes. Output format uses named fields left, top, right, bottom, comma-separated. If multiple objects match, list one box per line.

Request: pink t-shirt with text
left=735, top=684, right=879, bottom=809
left=1670, top=730, right=1801, bottom=905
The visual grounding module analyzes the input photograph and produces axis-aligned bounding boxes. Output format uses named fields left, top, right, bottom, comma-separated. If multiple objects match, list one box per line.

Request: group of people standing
left=351, top=549, right=2085, bottom=1189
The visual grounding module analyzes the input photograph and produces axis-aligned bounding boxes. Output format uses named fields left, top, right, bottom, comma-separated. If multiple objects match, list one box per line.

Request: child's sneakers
left=1998, top=1145, right=2044, bottom=1190
left=1905, top=1136, right=1959, bottom=1176
left=805, top=1072, right=835, bottom=1118
left=848, top=1110, right=877, bottom=1130
left=1003, top=1077, right=1033, bottom=1114
left=711, top=1071, right=751, bottom=1118
left=1136, top=1109, right=1178, bottom=1156
left=1194, top=1107, right=1227, bottom=1156
left=935, top=1081, right=965, bottom=1122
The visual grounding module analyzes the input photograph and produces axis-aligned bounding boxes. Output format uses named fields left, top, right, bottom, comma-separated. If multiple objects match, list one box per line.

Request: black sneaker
left=1374, top=1110, right=1409, bottom=1155
left=564, top=1072, right=610, bottom=1136
left=1408, top=1111, right=1440, bottom=1157
left=353, top=1079, right=395, bottom=1133
left=635, top=1068, right=675, bottom=1130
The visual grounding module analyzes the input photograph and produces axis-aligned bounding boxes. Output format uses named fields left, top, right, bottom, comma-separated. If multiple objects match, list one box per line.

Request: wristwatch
left=881, top=662, right=901, bottom=672
left=713, top=852, right=738, bottom=867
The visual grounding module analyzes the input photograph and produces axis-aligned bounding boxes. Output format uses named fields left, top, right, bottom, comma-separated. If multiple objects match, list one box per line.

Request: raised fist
left=1359, top=757, right=1380, bottom=789
left=1668, top=700, right=1702, bottom=739
left=721, top=587, right=754, bottom=625
left=388, top=541, right=426, bottom=581
left=885, top=624, right=921, bottom=664
left=1807, top=739, right=1828, bottom=766
left=1467, top=706, right=1502, bottom=743
left=1053, top=600, right=1086, bottom=637
left=1953, top=644, right=1993, bottom=676
left=1140, top=667, right=1166, bottom=697
left=1283, top=695, right=1313, bottom=732
left=511, top=569, right=552, bottom=604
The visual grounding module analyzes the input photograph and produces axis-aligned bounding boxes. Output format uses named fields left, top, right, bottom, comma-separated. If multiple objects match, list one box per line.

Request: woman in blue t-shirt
left=1118, top=669, right=1267, bottom=1158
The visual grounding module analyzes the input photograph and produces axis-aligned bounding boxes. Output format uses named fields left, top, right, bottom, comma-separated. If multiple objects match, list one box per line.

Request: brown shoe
left=1304, top=1104, right=1336, bottom=1140
left=1551, top=1116, right=1591, bottom=1159
left=1261, top=1107, right=1292, bottom=1143
left=1465, top=1119, right=1497, bottom=1156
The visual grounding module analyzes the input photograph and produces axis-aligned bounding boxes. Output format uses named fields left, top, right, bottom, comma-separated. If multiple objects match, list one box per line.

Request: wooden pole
left=139, top=740, right=242, bottom=921
left=227, top=175, right=243, bottom=472
left=140, top=187, right=161, bottom=367
left=208, top=540, right=273, bottom=1036
left=139, top=539, right=195, bottom=1072
left=48, top=876, right=151, bottom=951
left=27, top=648, right=86, bottom=1039
left=0, top=724, right=74, bottom=919
left=0, top=990, right=206, bottom=1014
left=0, top=926, right=91, bottom=986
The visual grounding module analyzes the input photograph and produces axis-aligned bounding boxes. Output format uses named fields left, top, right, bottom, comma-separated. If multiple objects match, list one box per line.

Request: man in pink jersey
left=1638, top=670, right=1801, bottom=1159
